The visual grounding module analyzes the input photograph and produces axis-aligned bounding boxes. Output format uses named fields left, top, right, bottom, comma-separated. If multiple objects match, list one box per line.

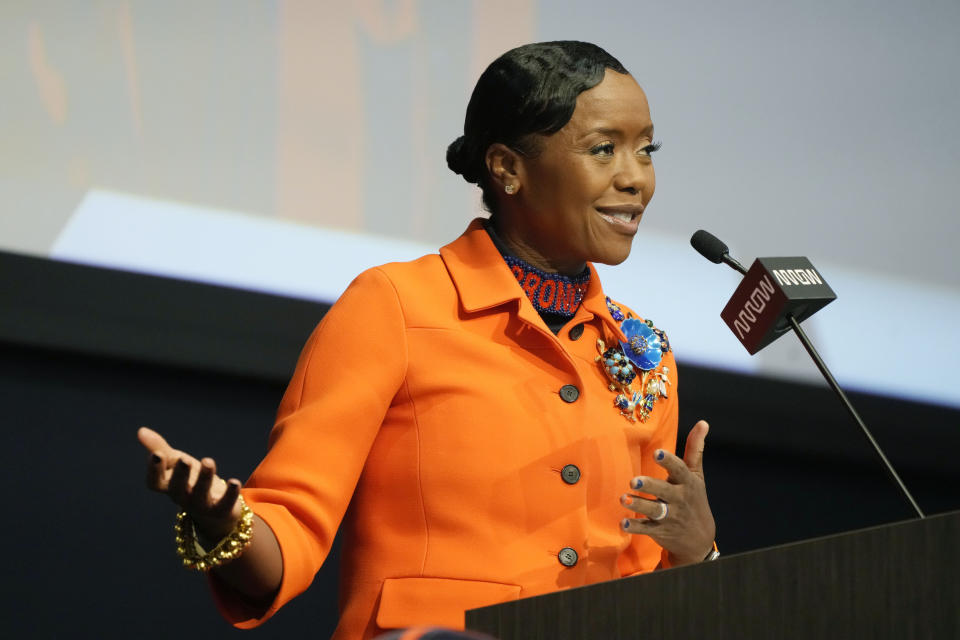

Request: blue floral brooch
left=596, top=296, right=671, bottom=422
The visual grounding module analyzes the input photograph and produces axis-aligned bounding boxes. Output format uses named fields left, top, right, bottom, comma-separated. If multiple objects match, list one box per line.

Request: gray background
left=2, top=0, right=958, bottom=407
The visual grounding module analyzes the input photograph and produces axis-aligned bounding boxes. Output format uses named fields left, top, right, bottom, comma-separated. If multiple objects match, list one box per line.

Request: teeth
left=598, top=209, right=641, bottom=227
left=600, top=212, right=634, bottom=222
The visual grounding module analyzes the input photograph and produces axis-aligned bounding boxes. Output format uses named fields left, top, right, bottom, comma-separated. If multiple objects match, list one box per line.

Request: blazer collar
left=439, top=218, right=628, bottom=342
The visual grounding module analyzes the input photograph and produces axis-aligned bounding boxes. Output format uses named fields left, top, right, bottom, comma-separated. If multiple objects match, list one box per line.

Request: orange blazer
left=213, top=219, right=679, bottom=639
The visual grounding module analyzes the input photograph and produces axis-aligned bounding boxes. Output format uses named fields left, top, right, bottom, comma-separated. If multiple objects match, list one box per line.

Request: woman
left=139, top=41, right=716, bottom=639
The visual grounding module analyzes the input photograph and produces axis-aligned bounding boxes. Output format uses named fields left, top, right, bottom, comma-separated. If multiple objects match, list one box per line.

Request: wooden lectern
left=466, top=510, right=959, bottom=639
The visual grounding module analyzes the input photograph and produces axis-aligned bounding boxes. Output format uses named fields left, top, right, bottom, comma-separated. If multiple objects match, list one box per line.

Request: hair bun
left=446, top=136, right=478, bottom=183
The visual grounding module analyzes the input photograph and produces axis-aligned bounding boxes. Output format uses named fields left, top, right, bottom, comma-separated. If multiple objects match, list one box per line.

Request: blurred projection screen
left=2, top=1, right=958, bottom=408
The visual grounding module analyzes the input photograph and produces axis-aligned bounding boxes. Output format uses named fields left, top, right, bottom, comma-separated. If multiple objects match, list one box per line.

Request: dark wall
left=1, top=343, right=341, bottom=638
left=2, top=250, right=957, bottom=637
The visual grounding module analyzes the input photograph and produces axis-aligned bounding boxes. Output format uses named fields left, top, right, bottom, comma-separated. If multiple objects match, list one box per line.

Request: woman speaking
left=138, top=41, right=716, bottom=639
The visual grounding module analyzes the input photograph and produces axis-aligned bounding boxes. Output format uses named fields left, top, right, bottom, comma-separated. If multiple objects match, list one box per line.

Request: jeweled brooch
left=596, top=297, right=671, bottom=422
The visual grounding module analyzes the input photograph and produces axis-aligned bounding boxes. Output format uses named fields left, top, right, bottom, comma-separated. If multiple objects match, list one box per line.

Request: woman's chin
left=589, top=242, right=633, bottom=267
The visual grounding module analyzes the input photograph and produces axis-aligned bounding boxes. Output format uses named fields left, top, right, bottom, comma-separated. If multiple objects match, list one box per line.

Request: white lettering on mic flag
left=733, top=275, right=776, bottom=339
left=773, top=269, right=824, bottom=286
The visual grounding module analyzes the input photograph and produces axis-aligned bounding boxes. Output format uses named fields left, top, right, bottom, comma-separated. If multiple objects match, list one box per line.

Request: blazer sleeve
left=211, top=267, right=408, bottom=627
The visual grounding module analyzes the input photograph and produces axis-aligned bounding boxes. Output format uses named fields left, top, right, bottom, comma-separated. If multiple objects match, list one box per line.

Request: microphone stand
left=723, top=255, right=925, bottom=519
left=787, top=315, right=924, bottom=518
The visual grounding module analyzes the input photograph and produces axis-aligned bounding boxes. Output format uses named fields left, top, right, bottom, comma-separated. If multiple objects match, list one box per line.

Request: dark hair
left=446, top=41, right=629, bottom=212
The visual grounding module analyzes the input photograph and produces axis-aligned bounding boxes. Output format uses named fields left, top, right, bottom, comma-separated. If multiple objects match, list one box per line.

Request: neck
left=489, top=218, right=587, bottom=276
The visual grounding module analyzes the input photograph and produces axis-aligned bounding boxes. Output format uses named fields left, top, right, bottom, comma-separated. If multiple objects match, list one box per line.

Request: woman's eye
left=639, top=140, right=662, bottom=156
left=590, top=142, right=615, bottom=156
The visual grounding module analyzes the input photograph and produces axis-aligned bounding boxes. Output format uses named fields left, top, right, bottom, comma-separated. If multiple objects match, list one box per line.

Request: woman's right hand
left=137, top=426, right=243, bottom=539
left=138, top=427, right=283, bottom=600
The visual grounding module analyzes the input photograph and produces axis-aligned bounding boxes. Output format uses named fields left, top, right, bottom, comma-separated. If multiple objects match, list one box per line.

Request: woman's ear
left=485, top=143, right=524, bottom=195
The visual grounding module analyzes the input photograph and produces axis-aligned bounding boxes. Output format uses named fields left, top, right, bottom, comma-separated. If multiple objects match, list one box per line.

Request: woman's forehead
left=568, top=71, right=652, bottom=134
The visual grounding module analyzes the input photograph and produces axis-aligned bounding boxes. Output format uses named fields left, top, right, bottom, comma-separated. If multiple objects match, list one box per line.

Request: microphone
left=693, top=230, right=837, bottom=354
left=692, top=230, right=925, bottom=519
left=691, top=229, right=748, bottom=275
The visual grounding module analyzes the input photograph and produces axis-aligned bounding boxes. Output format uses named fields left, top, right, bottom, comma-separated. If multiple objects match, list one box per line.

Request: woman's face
left=498, top=71, right=656, bottom=273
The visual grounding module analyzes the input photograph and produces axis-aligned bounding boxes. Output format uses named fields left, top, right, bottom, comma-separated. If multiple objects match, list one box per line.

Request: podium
left=466, top=510, right=959, bottom=639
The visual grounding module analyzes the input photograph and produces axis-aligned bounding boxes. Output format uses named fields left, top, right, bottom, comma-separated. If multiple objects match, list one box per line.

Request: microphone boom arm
left=722, top=253, right=748, bottom=275
left=786, top=314, right=925, bottom=519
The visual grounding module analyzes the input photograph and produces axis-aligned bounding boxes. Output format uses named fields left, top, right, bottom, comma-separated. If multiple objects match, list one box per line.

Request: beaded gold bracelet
left=174, top=496, right=254, bottom=571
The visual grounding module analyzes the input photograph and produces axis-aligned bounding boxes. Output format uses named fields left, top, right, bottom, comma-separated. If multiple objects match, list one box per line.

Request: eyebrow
left=585, top=123, right=656, bottom=138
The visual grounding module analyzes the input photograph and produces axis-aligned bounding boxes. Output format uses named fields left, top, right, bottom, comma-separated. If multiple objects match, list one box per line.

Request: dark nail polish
left=631, top=478, right=643, bottom=489
left=656, top=450, right=665, bottom=461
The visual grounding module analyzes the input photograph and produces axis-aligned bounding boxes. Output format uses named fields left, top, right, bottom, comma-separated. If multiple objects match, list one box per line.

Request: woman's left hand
left=620, top=420, right=716, bottom=566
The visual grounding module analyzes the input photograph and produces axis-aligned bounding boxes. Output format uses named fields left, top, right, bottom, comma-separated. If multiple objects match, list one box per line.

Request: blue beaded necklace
left=503, top=255, right=590, bottom=318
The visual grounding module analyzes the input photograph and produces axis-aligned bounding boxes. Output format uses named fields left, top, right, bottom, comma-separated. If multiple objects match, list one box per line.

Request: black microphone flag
left=720, top=257, right=836, bottom=355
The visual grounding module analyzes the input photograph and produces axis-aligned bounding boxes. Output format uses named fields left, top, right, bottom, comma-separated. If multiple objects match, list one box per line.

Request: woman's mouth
left=596, top=206, right=643, bottom=232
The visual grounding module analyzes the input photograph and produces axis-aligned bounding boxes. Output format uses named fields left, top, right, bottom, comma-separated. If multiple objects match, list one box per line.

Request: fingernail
left=630, top=477, right=643, bottom=490
left=621, top=518, right=631, bottom=530
left=656, top=450, right=665, bottom=461
left=151, top=454, right=161, bottom=464
left=620, top=493, right=632, bottom=506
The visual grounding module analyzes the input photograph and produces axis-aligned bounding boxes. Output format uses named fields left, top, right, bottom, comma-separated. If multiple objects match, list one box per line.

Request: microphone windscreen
left=691, top=230, right=729, bottom=264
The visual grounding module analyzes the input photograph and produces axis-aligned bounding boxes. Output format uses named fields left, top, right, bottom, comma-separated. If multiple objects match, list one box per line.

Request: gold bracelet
left=174, top=496, right=254, bottom=571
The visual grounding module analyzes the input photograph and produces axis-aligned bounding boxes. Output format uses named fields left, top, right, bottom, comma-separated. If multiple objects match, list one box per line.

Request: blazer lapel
left=439, top=218, right=525, bottom=315
left=440, top=218, right=628, bottom=344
